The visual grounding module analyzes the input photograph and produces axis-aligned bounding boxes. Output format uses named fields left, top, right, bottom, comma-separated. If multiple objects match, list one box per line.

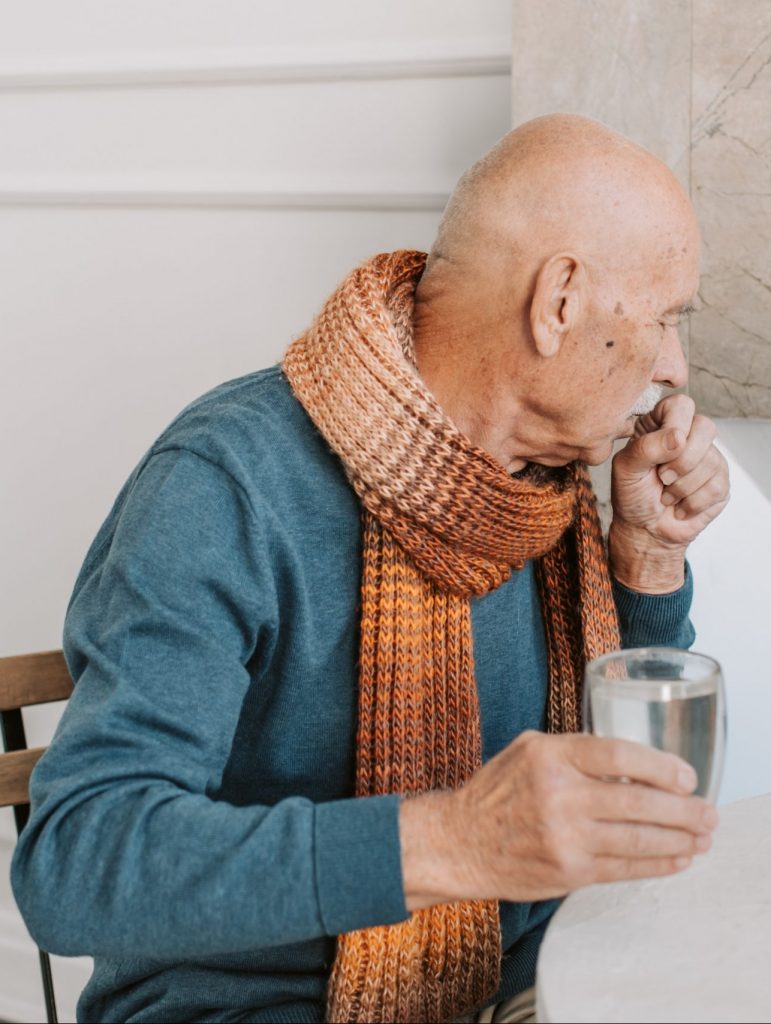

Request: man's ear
left=529, top=254, right=583, bottom=358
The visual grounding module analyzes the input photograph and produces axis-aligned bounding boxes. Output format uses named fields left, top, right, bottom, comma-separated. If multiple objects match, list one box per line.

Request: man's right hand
left=399, top=730, right=718, bottom=911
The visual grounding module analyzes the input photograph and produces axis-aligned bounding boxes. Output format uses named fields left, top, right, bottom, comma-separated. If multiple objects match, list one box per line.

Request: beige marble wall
left=511, top=0, right=771, bottom=420
left=691, top=1, right=771, bottom=417
left=511, top=0, right=691, bottom=187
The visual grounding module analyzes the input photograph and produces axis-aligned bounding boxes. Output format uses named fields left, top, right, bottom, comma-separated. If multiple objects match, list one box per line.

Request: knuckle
left=666, top=476, right=687, bottom=498
left=679, top=498, right=696, bottom=516
left=609, top=858, right=639, bottom=883
left=692, top=831, right=711, bottom=853
left=679, top=448, right=702, bottom=475
left=516, top=729, right=541, bottom=752
left=547, top=834, right=587, bottom=885
left=519, top=730, right=547, bottom=766
left=671, top=829, right=695, bottom=856
left=708, top=445, right=723, bottom=469
left=706, top=476, right=725, bottom=500
left=668, top=393, right=695, bottom=420
left=613, top=823, right=637, bottom=857
left=627, top=825, right=648, bottom=857
left=532, top=764, right=565, bottom=808
left=622, top=784, right=649, bottom=820
left=694, top=414, right=717, bottom=442
left=670, top=855, right=692, bottom=874
left=603, top=739, right=629, bottom=778
left=665, top=754, right=686, bottom=787
left=690, top=799, right=713, bottom=832
left=665, top=449, right=695, bottom=477
left=520, top=735, right=565, bottom=797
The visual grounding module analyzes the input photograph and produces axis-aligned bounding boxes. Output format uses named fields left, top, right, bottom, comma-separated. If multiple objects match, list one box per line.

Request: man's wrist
left=399, top=790, right=468, bottom=912
left=608, top=520, right=687, bottom=594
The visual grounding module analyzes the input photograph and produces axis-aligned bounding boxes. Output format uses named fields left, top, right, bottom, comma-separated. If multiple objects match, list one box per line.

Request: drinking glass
left=584, top=647, right=726, bottom=803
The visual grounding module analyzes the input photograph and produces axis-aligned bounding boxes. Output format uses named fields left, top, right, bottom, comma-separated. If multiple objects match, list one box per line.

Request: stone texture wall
left=511, top=0, right=771, bottom=419
left=691, top=1, right=771, bottom=417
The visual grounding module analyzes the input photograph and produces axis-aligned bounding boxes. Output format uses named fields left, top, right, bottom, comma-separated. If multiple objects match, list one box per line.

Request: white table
left=535, top=794, right=771, bottom=1023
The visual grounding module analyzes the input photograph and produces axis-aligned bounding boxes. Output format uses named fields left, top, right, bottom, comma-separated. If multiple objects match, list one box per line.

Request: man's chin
left=581, top=440, right=617, bottom=466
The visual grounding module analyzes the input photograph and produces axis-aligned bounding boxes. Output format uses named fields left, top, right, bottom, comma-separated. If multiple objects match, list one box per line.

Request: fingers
left=588, top=821, right=713, bottom=859
left=619, top=395, right=731, bottom=526
left=460, top=732, right=719, bottom=903
left=588, top=778, right=718, bottom=835
left=660, top=442, right=721, bottom=501
left=620, top=420, right=688, bottom=475
left=660, top=441, right=730, bottom=519
left=636, top=393, right=696, bottom=441
left=657, top=414, right=716, bottom=484
left=570, top=734, right=698, bottom=794
left=593, top=854, right=694, bottom=883
left=669, top=479, right=730, bottom=522
left=620, top=395, right=696, bottom=475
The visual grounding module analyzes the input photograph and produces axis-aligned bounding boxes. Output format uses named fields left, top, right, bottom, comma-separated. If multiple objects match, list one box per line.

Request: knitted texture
left=283, top=250, right=621, bottom=1023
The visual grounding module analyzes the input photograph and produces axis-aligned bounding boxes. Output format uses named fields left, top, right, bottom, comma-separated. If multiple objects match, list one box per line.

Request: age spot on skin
left=613, top=302, right=624, bottom=316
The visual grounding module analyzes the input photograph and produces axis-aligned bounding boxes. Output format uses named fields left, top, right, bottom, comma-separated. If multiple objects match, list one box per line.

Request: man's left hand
left=608, top=394, right=730, bottom=593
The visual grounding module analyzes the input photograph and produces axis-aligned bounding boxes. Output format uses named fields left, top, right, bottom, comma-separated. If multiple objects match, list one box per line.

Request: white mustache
left=629, top=384, right=665, bottom=417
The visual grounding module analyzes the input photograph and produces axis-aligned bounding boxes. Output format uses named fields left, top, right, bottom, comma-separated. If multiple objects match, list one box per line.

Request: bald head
left=428, top=113, right=695, bottom=282
left=413, top=114, right=700, bottom=472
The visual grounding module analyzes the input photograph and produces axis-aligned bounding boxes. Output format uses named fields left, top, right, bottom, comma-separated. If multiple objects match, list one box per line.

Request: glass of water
left=584, top=648, right=726, bottom=803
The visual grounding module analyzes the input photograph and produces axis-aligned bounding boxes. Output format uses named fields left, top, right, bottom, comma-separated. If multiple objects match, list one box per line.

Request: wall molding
left=0, top=42, right=511, bottom=91
left=0, top=177, right=450, bottom=211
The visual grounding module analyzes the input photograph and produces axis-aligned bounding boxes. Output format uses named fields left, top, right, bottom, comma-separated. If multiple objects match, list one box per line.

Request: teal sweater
left=12, top=366, right=695, bottom=1023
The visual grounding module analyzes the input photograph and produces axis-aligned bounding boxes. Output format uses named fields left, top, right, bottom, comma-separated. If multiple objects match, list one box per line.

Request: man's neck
left=412, top=324, right=529, bottom=474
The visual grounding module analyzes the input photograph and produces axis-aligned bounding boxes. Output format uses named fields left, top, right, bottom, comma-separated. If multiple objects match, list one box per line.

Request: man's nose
left=653, top=325, right=689, bottom=389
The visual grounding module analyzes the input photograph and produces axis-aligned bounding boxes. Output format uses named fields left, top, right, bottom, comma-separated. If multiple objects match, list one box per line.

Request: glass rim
left=586, top=646, right=723, bottom=680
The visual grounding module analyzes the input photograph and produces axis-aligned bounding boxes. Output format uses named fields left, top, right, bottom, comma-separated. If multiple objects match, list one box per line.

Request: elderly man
left=13, top=114, right=728, bottom=1024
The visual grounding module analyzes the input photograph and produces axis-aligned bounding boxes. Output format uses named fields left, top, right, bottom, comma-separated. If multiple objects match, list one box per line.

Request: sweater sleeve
left=612, top=561, right=696, bottom=650
left=11, top=449, right=408, bottom=959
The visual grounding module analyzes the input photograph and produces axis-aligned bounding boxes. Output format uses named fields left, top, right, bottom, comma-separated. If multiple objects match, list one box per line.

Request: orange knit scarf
left=283, top=250, right=620, bottom=1023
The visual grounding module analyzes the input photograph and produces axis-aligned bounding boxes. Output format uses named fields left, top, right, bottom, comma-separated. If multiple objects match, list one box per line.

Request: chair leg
left=2, top=709, right=59, bottom=1023
left=38, top=949, right=58, bottom=1024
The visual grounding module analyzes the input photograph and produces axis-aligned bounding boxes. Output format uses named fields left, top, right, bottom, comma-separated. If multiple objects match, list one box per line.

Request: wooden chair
left=0, top=650, right=74, bottom=1024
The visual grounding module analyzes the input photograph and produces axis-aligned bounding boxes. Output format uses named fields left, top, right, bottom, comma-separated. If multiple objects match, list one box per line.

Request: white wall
left=0, top=3, right=512, bottom=1020
left=687, top=422, right=771, bottom=807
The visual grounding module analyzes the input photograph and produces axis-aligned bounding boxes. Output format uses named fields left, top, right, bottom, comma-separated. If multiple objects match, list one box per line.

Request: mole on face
left=613, top=302, right=624, bottom=316
left=606, top=340, right=615, bottom=348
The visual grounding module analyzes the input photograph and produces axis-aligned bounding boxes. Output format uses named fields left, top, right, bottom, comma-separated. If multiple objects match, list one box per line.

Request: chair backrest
left=0, top=650, right=74, bottom=811
left=0, top=649, right=74, bottom=1024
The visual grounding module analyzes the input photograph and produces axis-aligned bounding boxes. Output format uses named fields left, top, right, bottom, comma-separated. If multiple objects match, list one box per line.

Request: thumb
left=616, top=425, right=686, bottom=476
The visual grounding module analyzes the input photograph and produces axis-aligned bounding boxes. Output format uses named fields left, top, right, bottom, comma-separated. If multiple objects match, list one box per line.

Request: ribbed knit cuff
left=612, top=560, right=696, bottom=650
left=314, top=794, right=409, bottom=937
